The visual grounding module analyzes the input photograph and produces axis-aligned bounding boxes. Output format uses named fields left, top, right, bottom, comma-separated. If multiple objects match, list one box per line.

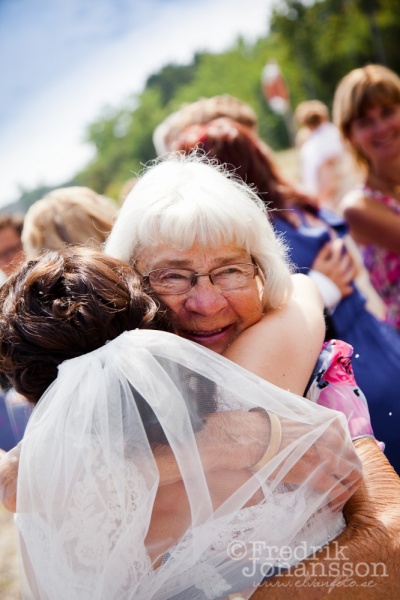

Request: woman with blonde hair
left=22, top=186, right=117, bottom=258
left=333, top=64, right=400, bottom=333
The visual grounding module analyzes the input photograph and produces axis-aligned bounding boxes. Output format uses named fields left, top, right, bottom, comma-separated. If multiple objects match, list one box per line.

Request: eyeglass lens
left=148, top=263, right=257, bottom=294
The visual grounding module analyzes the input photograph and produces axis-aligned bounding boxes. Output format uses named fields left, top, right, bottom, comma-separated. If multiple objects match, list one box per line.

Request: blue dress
left=0, top=390, right=31, bottom=451
left=274, top=207, right=400, bottom=474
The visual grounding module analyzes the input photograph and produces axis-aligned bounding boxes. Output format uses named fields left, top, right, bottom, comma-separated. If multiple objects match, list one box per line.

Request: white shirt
left=299, top=122, right=344, bottom=197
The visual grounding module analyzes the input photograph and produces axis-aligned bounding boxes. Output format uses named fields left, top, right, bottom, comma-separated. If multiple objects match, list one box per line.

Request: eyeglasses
left=144, top=263, right=259, bottom=295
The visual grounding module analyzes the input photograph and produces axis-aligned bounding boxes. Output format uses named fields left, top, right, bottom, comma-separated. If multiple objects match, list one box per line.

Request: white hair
left=105, top=153, right=293, bottom=310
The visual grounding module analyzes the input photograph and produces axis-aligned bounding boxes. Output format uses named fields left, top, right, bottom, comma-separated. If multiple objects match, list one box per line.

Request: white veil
left=16, top=330, right=362, bottom=600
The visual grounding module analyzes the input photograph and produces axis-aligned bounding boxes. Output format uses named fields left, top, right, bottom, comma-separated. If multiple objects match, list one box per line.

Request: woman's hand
left=251, top=438, right=400, bottom=599
left=156, top=411, right=269, bottom=487
left=276, top=411, right=362, bottom=510
left=312, top=238, right=358, bottom=298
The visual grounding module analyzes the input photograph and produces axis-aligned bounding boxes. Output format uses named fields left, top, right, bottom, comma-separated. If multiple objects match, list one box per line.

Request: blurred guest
left=0, top=214, right=29, bottom=450
left=22, top=186, right=117, bottom=258
left=0, top=214, right=25, bottom=283
left=294, top=100, right=359, bottom=210
left=333, top=64, right=400, bottom=333
left=152, top=94, right=258, bottom=155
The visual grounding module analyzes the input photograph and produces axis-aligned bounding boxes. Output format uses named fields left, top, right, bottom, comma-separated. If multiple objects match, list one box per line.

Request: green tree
left=269, top=0, right=400, bottom=108
left=13, top=0, right=400, bottom=209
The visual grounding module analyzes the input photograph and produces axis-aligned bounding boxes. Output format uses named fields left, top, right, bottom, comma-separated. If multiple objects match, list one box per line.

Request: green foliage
left=75, top=89, right=166, bottom=197
left=74, top=36, right=296, bottom=199
left=146, top=62, right=197, bottom=104
left=269, top=0, right=399, bottom=109
left=17, top=0, right=400, bottom=209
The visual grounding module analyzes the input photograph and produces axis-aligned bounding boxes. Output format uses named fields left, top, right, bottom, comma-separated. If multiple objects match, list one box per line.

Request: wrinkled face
left=349, top=103, right=400, bottom=164
left=136, top=242, right=263, bottom=354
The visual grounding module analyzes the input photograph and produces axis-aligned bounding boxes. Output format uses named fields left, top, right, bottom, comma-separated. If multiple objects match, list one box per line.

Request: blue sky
left=0, top=0, right=273, bottom=207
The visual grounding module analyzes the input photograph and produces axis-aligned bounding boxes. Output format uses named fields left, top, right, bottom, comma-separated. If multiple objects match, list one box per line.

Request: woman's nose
left=183, top=278, right=229, bottom=315
left=371, top=116, right=389, bottom=135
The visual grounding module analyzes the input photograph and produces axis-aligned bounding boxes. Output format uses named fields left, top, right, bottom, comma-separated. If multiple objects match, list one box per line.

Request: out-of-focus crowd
left=1, top=62, right=400, bottom=600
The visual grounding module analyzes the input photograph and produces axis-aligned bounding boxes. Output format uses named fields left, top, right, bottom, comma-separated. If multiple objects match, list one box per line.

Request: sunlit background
left=0, top=0, right=273, bottom=207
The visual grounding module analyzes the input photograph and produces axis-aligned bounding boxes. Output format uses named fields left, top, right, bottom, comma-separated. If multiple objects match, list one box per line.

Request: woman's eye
left=382, top=105, right=398, bottom=118
left=221, top=269, right=237, bottom=275
left=219, top=267, right=241, bottom=275
left=356, top=117, right=372, bottom=129
left=162, top=272, right=188, bottom=281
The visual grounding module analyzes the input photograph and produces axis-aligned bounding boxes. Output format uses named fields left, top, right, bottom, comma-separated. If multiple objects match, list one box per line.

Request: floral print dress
left=306, top=339, right=376, bottom=442
left=360, top=186, right=400, bottom=332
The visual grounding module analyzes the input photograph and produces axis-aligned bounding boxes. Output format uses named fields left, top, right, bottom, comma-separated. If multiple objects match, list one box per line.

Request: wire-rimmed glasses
left=144, top=263, right=259, bottom=295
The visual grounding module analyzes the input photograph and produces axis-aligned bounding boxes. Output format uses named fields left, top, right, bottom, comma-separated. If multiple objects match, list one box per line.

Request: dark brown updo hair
left=0, top=247, right=174, bottom=403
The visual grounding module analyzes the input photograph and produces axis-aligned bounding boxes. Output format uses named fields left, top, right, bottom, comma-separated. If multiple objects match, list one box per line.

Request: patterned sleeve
left=306, top=339, right=376, bottom=442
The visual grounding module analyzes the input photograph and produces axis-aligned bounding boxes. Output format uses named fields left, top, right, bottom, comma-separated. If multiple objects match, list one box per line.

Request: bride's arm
left=223, top=274, right=325, bottom=395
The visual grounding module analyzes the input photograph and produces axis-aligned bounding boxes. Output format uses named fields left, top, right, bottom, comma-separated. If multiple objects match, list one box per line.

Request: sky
left=0, top=0, right=274, bottom=208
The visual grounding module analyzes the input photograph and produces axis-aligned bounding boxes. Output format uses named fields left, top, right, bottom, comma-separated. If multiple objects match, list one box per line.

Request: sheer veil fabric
left=15, top=330, right=361, bottom=600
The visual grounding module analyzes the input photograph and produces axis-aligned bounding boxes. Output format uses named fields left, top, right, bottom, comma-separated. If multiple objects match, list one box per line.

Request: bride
left=0, top=247, right=362, bottom=600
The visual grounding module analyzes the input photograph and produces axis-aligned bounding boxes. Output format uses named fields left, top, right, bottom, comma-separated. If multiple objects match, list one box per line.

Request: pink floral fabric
left=360, top=187, right=400, bottom=332
left=307, top=339, right=375, bottom=441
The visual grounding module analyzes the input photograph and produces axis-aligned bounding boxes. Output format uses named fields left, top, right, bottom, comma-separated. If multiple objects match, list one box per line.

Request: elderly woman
left=0, top=246, right=361, bottom=600
left=333, top=64, right=400, bottom=334
left=1, top=156, right=399, bottom=598
left=103, top=153, right=400, bottom=598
